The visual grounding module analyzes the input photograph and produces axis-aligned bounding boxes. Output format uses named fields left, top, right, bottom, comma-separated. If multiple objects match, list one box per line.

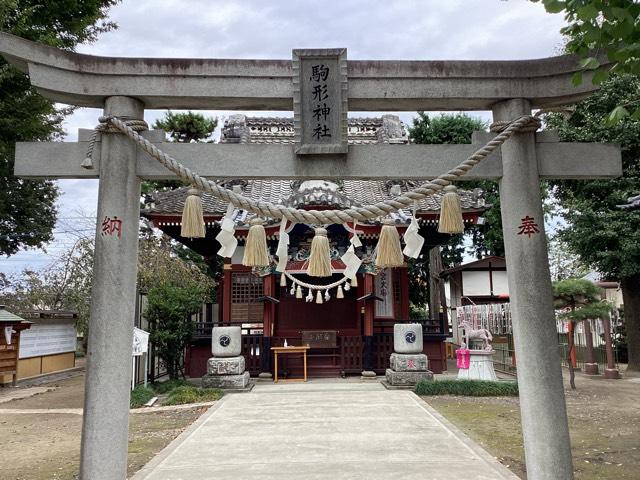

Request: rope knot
left=82, top=116, right=149, bottom=169
left=489, top=115, right=541, bottom=134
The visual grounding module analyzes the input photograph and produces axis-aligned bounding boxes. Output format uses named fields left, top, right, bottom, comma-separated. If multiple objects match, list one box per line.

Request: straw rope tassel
left=181, top=188, right=206, bottom=238
left=438, top=185, right=465, bottom=234
left=337, top=285, right=344, bottom=299
left=242, top=218, right=270, bottom=267
left=375, top=219, right=404, bottom=268
left=296, top=285, right=303, bottom=299
left=350, top=276, right=358, bottom=288
left=315, top=290, right=323, bottom=304
left=280, top=273, right=287, bottom=287
left=307, top=227, right=332, bottom=277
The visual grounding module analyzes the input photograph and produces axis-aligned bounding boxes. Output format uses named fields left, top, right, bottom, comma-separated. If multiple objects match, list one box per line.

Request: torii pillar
left=80, top=96, right=144, bottom=480
left=495, top=99, right=573, bottom=479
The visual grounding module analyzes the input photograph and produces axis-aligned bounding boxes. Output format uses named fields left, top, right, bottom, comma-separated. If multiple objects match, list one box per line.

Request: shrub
left=163, top=386, right=224, bottom=406
left=130, top=386, right=155, bottom=408
left=152, top=379, right=191, bottom=394
left=415, top=379, right=518, bottom=397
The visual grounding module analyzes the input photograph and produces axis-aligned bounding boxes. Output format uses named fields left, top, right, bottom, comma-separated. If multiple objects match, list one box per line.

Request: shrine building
left=143, top=115, right=488, bottom=378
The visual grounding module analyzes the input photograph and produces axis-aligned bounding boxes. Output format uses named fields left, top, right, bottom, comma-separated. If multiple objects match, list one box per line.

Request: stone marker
left=202, top=327, right=251, bottom=389
left=385, top=323, right=433, bottom=386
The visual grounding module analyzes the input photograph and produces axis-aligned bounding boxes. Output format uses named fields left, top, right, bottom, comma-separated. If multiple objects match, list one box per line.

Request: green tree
left=408, top=113, right=502, bottom=258
left=0, top=237, right=94, bottom=335
left=533, top=0, right=640, bottom=121
left=145, top=282, right=210, bottom=379
left=545, top=75, right=640, bottom=372
left=553, top=278, right=612, bottom=388
left=142, top=111, right=218, bottom=200
left=0, top=0, right=119, bottom=256
left=407, top=113, right=491, bottom=309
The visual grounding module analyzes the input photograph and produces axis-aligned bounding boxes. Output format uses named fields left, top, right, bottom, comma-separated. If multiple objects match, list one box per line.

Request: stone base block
left=201, top=371, right=250, bottom=389
left=390, top=353, right=428, bottom=372
left=584, top=363, right=599, bottom=375
left=207, top=356, right=245, bottom=375
left=457, top=350, right=497, bottom=381
left=604, top=368, right=620, bottom=379
left=385, top=368, right=433, bottom=386
left=360, top=370, right=377, bottom=380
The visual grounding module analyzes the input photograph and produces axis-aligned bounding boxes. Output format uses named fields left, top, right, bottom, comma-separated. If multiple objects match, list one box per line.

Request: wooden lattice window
left=230, top=272, right=263, bottom=323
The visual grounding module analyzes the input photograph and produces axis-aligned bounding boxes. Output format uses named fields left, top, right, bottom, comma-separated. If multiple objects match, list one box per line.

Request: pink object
left=456, top=348, right=470, bottom=369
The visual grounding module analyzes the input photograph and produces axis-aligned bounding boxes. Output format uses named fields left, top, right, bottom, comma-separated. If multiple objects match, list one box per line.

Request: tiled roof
left=144, top=180, right=486, bottom=221
left=0, top=306, right=29, bottom=324
left=220, top=115, right=408, bottom=145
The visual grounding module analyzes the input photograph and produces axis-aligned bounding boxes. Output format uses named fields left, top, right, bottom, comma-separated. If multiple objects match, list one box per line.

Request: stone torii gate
left=0, top=33, right=621, bottom=480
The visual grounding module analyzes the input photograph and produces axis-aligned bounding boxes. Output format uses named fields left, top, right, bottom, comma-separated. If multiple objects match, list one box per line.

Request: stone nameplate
left=293, top=48, right=348, bottom=155
left=301, top=330, right=337, bottom=348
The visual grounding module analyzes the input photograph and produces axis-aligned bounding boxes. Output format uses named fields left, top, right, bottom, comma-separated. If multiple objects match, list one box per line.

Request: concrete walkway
left=133, top=381, right=518, bottom=480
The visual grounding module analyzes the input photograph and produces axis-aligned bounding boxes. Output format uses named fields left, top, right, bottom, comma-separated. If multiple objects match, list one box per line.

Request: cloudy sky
left=1, top=0, right=567, bottom=274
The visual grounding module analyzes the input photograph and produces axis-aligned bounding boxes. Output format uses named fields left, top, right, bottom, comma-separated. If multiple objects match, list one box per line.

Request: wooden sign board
left=302, top=330, right=338, bottom=348
left=293, top=48, right=348, bottom=155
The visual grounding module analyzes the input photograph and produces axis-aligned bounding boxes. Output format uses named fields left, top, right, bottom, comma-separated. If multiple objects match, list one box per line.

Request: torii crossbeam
left=0, top=32, right=622, bottom=480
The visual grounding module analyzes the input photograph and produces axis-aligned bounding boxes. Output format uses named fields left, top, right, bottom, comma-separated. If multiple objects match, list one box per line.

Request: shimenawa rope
left=89, top=114, right=541, bottom=224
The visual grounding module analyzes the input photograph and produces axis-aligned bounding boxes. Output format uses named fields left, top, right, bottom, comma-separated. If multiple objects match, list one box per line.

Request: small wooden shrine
left=143, top=115, right=488, bottom=377
left=0, top=306, right=32, bottom=386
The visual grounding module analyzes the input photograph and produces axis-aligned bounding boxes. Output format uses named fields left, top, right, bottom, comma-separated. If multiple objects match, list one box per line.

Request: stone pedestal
left=457, top=350, right=498, bottom=381
left=584, top=363, right=599, bottom=375
left=385, top=369, right=433, bottom=386
left=207, top=356, right=245, bottom=375
left=385, top=325, right=434, bottom=387
left=390, top=353, right=428, bottom=371
left=604, top=368, right=620, bottom=379
left=202, top=371, right=250, bottom=389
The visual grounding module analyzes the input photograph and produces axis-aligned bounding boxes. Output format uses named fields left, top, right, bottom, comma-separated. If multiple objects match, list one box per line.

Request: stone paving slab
left=132, top=382, right=518, bottom=480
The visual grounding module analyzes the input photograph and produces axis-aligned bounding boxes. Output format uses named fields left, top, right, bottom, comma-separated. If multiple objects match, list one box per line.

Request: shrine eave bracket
left=0, top=32, right=609, bottom=111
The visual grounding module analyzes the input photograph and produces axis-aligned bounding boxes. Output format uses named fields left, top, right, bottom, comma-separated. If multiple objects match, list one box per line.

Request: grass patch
left=163, top=386, right=224, bottom=406
left=130, top=386, right=156, bottom=408
left=415, top=379, right=518, bottom=396
left=151, top=379, right=191, bottom=394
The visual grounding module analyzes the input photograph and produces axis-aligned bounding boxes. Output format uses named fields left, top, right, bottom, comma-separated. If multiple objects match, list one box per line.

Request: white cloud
left=2, top=0, right=567, bottom=272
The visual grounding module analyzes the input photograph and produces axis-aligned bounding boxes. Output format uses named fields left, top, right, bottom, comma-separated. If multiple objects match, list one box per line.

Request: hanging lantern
left=375, top=218, right=404, bottom=268
left=307, top=227, right=332, bottom=277
left=180, top=188, right=206, bottom=238
left=242, top=218, right=270, bottom=267
left=438, top=185, right=465, bottom=234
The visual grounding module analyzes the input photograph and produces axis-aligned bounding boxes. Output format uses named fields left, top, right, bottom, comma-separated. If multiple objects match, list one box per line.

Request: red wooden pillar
left=260, top=274, right=276, bottom=376
left=363, top=274, right=374, bottom=336
left=362, top=273, right=375, bottom=373
left=222, top=262, right=232, bottom=325
left=399, top=267, right=410, bottom=319
left=263, top=275, right=276, bottom=337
